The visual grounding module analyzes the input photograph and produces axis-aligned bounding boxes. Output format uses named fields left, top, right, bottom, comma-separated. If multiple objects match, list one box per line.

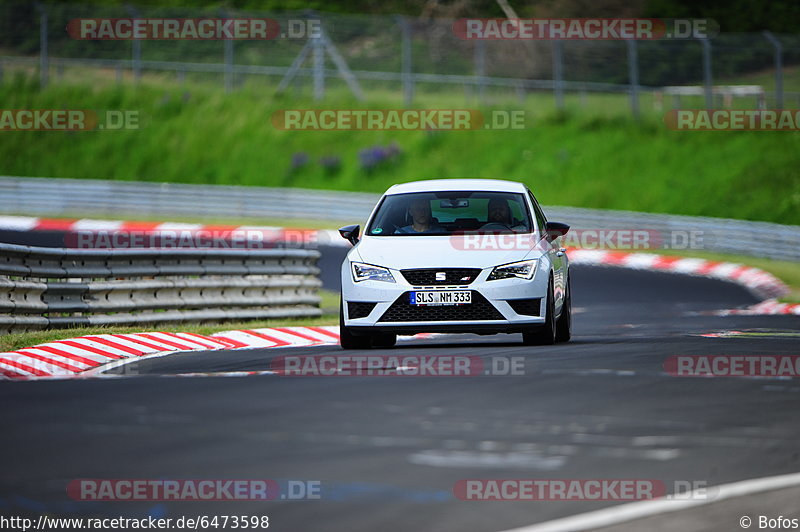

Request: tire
left=555, top=275, right=572, bottom=343
left=522, top=276, right=556, bottom=346
left=339, top=299, right=371, bottom=350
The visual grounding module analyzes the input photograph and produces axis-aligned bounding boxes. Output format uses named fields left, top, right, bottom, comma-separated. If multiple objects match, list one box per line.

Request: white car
left=338, top=178, right=571, bottom=349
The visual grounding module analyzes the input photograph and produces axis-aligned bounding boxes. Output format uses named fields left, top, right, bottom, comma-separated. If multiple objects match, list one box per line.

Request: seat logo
left=436, top=272, right=446, bottom=281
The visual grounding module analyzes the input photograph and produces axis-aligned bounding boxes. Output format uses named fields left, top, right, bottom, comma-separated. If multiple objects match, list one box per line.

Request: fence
left=0, top=242, right=322, bottom=332
left=1, top=176, right=798, bottom=262
left=2, top=3, right=799, bottom=115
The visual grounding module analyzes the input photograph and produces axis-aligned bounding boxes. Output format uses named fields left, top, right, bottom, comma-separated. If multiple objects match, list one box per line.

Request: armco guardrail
left=0, top=243, right=321, bottom=333
left=544, top=206, right=800, bottom=263
left=1, top=176, right=798, bottom=262
left=0, top=176, right=379, bottom=223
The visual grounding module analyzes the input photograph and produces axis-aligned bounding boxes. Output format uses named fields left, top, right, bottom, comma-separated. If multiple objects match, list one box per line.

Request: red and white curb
left=711, top=299, right=800, bottom=316
left=0, top=215, right=345, bottom=247
left=0, top=327, right=439, bottom=381
left=566, top=248, right=791, bottom=302
left=0, top=326, right=341, bottom=380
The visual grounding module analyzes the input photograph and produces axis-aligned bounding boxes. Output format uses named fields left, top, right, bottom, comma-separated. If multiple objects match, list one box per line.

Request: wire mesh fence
left=1, top=2, right=799, bottom=113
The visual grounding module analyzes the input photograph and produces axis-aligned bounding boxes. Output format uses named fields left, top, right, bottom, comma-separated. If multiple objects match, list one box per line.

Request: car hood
left=352, top=235, right=542, bottom=270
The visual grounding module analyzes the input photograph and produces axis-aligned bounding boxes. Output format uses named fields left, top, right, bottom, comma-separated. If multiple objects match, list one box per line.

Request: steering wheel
left=479, top=222, right=513, bottom=231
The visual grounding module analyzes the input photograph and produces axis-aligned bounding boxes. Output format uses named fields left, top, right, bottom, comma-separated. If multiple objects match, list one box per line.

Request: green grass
left=1, top=71, right=799, bottom=225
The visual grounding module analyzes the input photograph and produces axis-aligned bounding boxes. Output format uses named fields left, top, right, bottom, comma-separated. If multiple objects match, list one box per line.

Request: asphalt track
left=2, top=230, right=800, bottom=531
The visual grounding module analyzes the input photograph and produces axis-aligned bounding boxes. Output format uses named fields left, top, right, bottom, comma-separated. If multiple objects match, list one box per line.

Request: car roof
left=385, top=178, right=527, bottom=195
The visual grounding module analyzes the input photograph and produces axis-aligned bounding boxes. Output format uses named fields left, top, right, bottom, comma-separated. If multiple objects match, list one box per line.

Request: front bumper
left=341, top=263, right=549, bottom=334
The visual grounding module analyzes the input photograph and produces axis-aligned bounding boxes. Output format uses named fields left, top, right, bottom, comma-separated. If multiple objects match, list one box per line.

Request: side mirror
left=338, top=224, right=360, bottom=246
left=545, top=221, right=570, bottom=241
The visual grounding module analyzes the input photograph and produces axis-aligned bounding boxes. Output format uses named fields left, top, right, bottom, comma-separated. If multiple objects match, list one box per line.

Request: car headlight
left=351, top=262, right=395, bottom=283
left=487, top=259, right=538, bottom=281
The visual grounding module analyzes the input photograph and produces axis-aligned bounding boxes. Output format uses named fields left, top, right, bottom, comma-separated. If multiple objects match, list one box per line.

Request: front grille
left=379, top=291, right=504, bottom=322
left=507, top=298, right=541, bottom=316
left=347, top=301, right=377, bottom=319
left=401, top=268, right=482, bottom=286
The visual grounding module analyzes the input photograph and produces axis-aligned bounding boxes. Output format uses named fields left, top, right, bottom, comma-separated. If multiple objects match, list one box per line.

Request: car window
left=367, top=191, right=533, bottom=236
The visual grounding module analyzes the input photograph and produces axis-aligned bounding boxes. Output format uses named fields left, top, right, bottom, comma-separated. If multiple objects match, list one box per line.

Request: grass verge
left=3, top=72, right=799, bottom=225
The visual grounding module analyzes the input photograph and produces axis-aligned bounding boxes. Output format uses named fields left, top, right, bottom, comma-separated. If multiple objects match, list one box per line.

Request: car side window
left=527, top=190, right=547, bottom=237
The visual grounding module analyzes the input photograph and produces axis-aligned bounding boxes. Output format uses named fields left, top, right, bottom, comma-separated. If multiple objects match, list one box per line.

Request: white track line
left=497, top=471, right=800, bottom=532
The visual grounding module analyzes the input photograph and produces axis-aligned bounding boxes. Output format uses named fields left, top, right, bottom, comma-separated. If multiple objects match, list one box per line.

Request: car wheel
left=339, top=299, right=371, bottom=350
left=522, top=276, right=556, bottom=346
left=555, top=275, right=572, bottom=343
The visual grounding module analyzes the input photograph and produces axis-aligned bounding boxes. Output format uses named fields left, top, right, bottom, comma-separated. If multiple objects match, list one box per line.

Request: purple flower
left=291, top=152, right=310, bottom=170
left=358, top=144, right=402, bottom=171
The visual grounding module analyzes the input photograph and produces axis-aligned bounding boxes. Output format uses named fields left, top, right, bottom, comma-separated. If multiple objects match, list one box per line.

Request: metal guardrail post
left=312, top=30, right=325, bottom=100
left=626, top=39, right=640, bottom=120
left=474, top=39, right=486, bottom=104
left=126, top=5, right=142, bottom=81
left=222, top=9, right=234, bottom=93
left=552, top=41, right=564, bottom=110
left=35, top=3, right=48, bottom=89
left=701, top=38, right=713, bottom=109
left=763, top=31, right=783, bottom=109
left=397, top=16, right=413, bottom=107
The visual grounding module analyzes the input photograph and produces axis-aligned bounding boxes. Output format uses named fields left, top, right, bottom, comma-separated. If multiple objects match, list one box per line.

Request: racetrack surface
left=2, top=264, right=799, bottom=531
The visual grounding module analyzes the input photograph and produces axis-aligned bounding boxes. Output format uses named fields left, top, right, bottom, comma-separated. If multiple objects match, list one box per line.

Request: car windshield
left=366, top=191, right=533, bottom=236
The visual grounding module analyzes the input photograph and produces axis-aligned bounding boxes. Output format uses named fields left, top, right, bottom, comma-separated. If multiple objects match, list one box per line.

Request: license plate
left=410, top=291, right=472, bottom=306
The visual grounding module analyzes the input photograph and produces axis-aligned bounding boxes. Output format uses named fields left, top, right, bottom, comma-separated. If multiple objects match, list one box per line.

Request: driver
left=480, top=198, right=514, bottom=231
left=480, top=198, right=526, bottom=231
left=487, top=198, right=512, bottom=225
left=396, top=197, right=445, bottom=234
